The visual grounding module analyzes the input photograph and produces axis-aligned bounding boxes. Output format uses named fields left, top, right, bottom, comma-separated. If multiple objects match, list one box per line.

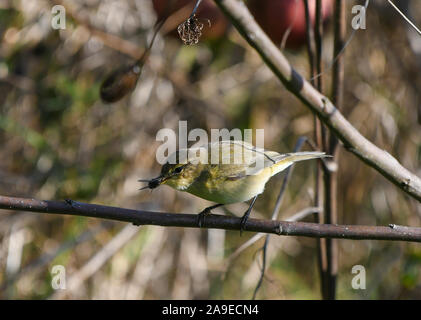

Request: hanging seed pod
left=153, top=0, right=227, bottom=41
left=100, top=63, right=142, bottom=103
left=177, top=15, right=204, bottom=45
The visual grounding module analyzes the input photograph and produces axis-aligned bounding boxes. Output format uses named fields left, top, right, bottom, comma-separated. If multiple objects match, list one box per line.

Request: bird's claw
left=65, top=199, right=75, bottom=208
left=240, top=214, right=249, bottom=236
left=197, top=209, right=210, bottom=228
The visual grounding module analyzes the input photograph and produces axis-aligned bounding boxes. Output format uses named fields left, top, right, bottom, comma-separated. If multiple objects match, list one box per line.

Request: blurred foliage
left=0, top=0, right=420, bottom=299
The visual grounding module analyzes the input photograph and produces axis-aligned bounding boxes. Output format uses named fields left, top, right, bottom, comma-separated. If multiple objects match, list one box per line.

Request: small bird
left=140, top=140, right=329, bottom=231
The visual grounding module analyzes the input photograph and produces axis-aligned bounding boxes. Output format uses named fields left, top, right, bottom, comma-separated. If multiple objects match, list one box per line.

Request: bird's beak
left=138, top=175, right=167, bottom=190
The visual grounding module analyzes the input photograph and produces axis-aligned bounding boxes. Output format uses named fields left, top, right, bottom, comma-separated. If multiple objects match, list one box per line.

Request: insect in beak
left=138, top=176, right=166, bottom=190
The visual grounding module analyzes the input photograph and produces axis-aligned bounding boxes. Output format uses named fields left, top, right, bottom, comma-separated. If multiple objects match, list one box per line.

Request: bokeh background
left=0, top=0, right=420, bottom=299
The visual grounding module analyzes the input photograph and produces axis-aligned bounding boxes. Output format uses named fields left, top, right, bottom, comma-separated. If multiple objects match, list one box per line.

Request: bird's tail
left=271, top=152, right=330, bottom=176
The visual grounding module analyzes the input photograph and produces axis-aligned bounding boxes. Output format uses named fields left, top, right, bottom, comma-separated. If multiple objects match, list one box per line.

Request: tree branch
left=213, top=0, right=421, bottom=202
left=1, top=195, right=421, bottom=242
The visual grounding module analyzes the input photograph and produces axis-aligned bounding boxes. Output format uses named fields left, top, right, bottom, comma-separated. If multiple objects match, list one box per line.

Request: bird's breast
left=185, top=169, right=272, bottom=204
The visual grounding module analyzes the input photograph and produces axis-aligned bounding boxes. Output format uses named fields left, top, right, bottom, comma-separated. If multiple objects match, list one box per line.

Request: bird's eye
left=174, top=166, right=183, bottom=174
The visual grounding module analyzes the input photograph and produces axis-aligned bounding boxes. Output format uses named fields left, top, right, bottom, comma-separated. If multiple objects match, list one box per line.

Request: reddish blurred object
left=247, top=0, right=333, bottom=49
left=152, top=0, right=229, bottom=41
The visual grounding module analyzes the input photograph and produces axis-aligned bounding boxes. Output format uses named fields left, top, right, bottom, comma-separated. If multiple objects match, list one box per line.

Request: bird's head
left=139, top=151, right=200, bottom=191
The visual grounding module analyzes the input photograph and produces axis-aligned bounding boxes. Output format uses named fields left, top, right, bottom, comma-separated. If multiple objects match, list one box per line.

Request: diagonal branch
left=1, top=195, right=421, bottom=242
left=213, top=0, right=421, bottom=202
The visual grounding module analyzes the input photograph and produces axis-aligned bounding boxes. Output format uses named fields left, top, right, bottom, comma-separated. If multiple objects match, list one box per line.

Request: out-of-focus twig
left=271, top=137, right=308, bottom=220
left=124, top=227, right=166, bottom=299
left=0, top=222, right=110, bottom=294
left=51, top=0, right=143, bottom=59
left=224, top=206, right=321, bottom=267
left=310, top=0, right=370, bottom=82
left=49, top=224, right=139, bottom=299
left=303, top=0, right=316, bottom=82
left=251, top=136, right=308, bottom=298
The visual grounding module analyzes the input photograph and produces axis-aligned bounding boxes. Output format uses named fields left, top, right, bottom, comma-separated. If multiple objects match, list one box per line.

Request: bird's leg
left=197, top=204, right=223, bottom=228
left=240, top=195, right=258, bottom=235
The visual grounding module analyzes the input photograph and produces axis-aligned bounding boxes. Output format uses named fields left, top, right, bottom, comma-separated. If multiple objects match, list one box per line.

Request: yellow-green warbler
left=140, top=141, right=329, bottom=230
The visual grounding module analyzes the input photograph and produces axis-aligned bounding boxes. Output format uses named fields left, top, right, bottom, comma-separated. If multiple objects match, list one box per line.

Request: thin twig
left=251, top=207, right=320, bottom=299
left=387, top=0, right=421, bottom=36
left=224, top=207, right=320, bottom=268
left=303, top=0, right=316, bottom=83
left=252, top=235, right=268, bottom=300
left=1, top=195, right=421, bottom=242
left=280, top=0, right=300, bottom=50
left=271, top=137, right=308, bottom=220
left=190, top=0, right=204, bottom=19
left=310, top=0, right=370, bottom=82
left=252, top=136, right=308, bottom=298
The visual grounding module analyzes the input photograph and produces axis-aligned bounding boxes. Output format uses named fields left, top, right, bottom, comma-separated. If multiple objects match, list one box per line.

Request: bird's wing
left=217, top=140, right=281, bottom=166
left=203, top=141, right=283, bottom=180
left=187, top=141, right=326, bottom=181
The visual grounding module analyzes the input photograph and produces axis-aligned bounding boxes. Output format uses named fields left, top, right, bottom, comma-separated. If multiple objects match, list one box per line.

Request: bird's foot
left=197, top=204, right=223, bottom=228
left=239, top=196, right=257, bottom=235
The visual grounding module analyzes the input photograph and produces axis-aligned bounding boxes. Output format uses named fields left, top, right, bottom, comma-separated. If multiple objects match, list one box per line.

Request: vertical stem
left=314, top=0, right=323, bottom=92
left=303, top=0, right=326, bottom=299
left=331, top=0, right=345, bottom=128
left=303, top=0, right=316, bottom=81
left=314, top=0, right=328, bottom=299
left=314, top=0, right=327, bottom=150
left=324, top=0, right=346, bottom=300
left=190, top=0, right=203, bottom=18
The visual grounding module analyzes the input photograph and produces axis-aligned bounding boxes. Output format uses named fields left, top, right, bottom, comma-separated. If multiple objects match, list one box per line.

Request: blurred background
left=0, top=0, right=420, bottom=299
